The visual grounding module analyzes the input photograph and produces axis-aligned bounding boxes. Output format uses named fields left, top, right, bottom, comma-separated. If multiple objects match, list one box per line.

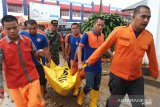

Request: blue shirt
left=79, top=31, right=102, bottom=73
left=69, top=35, right=81, bottom=60
left=19, top=30, right=28, bottom=35
left=20, top=31, right=48, bottom=66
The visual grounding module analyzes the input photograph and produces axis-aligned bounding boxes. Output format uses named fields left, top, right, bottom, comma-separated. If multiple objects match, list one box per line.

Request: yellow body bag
left=42, top=60, right=77, bottom=96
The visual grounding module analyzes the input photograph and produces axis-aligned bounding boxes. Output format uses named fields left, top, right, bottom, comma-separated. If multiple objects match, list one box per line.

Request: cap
left=51, top=20, right=58, bottom=25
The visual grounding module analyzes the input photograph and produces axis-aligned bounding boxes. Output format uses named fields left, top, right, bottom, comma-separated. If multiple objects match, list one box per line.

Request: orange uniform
left=0, top=36, right=39, bottom=88
left=10, top=80, right=44, bottom=107
left=65, top=33, right=72, bottom=44
left=87, top=25, right=159, bottom=80
left=0, top=36, right=44, bottom=107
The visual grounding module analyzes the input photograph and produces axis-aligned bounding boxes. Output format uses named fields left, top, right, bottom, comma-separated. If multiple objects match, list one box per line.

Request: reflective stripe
left=17, top=42, right=32, bottom=82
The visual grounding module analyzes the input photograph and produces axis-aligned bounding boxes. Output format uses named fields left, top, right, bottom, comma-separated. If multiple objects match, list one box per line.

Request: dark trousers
left=67, top=56, right=71, bottom=68
left=36, top=65, right=47, bottom=86
left=106, top=73, right=144, bottom=107
left=83, top=71, right=101, bottom=94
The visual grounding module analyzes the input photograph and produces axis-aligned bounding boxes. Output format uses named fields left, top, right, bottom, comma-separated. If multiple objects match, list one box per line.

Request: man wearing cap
left=46, top=20, right=64, bottom=65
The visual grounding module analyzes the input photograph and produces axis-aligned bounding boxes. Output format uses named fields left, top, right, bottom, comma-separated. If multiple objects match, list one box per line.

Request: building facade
left=1, top=0, right=129, bottom=22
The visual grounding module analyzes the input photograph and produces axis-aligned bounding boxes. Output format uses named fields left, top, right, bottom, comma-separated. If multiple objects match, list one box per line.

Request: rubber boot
left=77, top=90, right=85, bottom=105
left=89, top=90, right=100, bottom=107
left=73, top=75, right=82, bottom=96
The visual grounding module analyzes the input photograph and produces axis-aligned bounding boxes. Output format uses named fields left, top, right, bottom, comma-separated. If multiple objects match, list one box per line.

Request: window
left=84, top=12, right=92, bottom=17
left=8, top=4, right=23, bottom=13
left=61, top=10, right=69, bottom=16
left=73, top=11, right=81, bottom=17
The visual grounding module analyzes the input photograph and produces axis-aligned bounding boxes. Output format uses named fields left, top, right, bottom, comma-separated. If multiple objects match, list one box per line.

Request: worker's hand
left=46, top=62, right=50, bottom=67
left=63, top=53, right=65, bottom=59
left=78, top=63, right=87, bottom=71
left=85, top=61, right=89, bottom=66
left=65, top=55, right=69, bottom=61
left=82, top=63, right=87, bottom=69
left=78, top=62, right=83, bottom=71
left=37, top=49, right=45, bottom=57
left=43, top=48, right=50, bottom=56
left=72, top=60, right=76, bottom=68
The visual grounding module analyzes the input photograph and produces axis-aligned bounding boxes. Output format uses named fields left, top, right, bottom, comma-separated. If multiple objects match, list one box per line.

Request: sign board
left=29, top=2, right=60, bottom=21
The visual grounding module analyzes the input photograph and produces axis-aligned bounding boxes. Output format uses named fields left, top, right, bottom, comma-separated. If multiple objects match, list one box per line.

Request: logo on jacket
left=76, top=41, right=78, bottom=45
left=37, top=38, right=41, bottom=42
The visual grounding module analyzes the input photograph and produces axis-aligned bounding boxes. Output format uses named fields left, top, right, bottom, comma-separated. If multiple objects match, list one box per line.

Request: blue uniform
left=69, top=35, right=81, bottom=60
left=79, top=31, right=103, bottom=73
left=19, top=30, right=28, bottom=35
left=20, top=31, right=48, bottom=66
left=79, top=30, right=104, bottom=93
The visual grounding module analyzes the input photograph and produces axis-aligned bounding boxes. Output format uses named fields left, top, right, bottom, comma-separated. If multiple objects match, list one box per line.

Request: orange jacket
left=87, top=25, right=159, bottom=80
left=0, top=36, right=39, bottom=89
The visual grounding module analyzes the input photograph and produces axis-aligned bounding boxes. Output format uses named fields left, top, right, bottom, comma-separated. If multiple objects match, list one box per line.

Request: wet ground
left=1, top=54, right=160, bottom=107
left=43, top=63, right=160, bottom=107
left=44, top=60, right=111, bottom=107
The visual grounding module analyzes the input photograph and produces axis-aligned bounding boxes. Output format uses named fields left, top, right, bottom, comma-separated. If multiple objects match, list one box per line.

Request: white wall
left=7, top=12, right=24, bottom=16
left=146, top=0, right=160, bottom=68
